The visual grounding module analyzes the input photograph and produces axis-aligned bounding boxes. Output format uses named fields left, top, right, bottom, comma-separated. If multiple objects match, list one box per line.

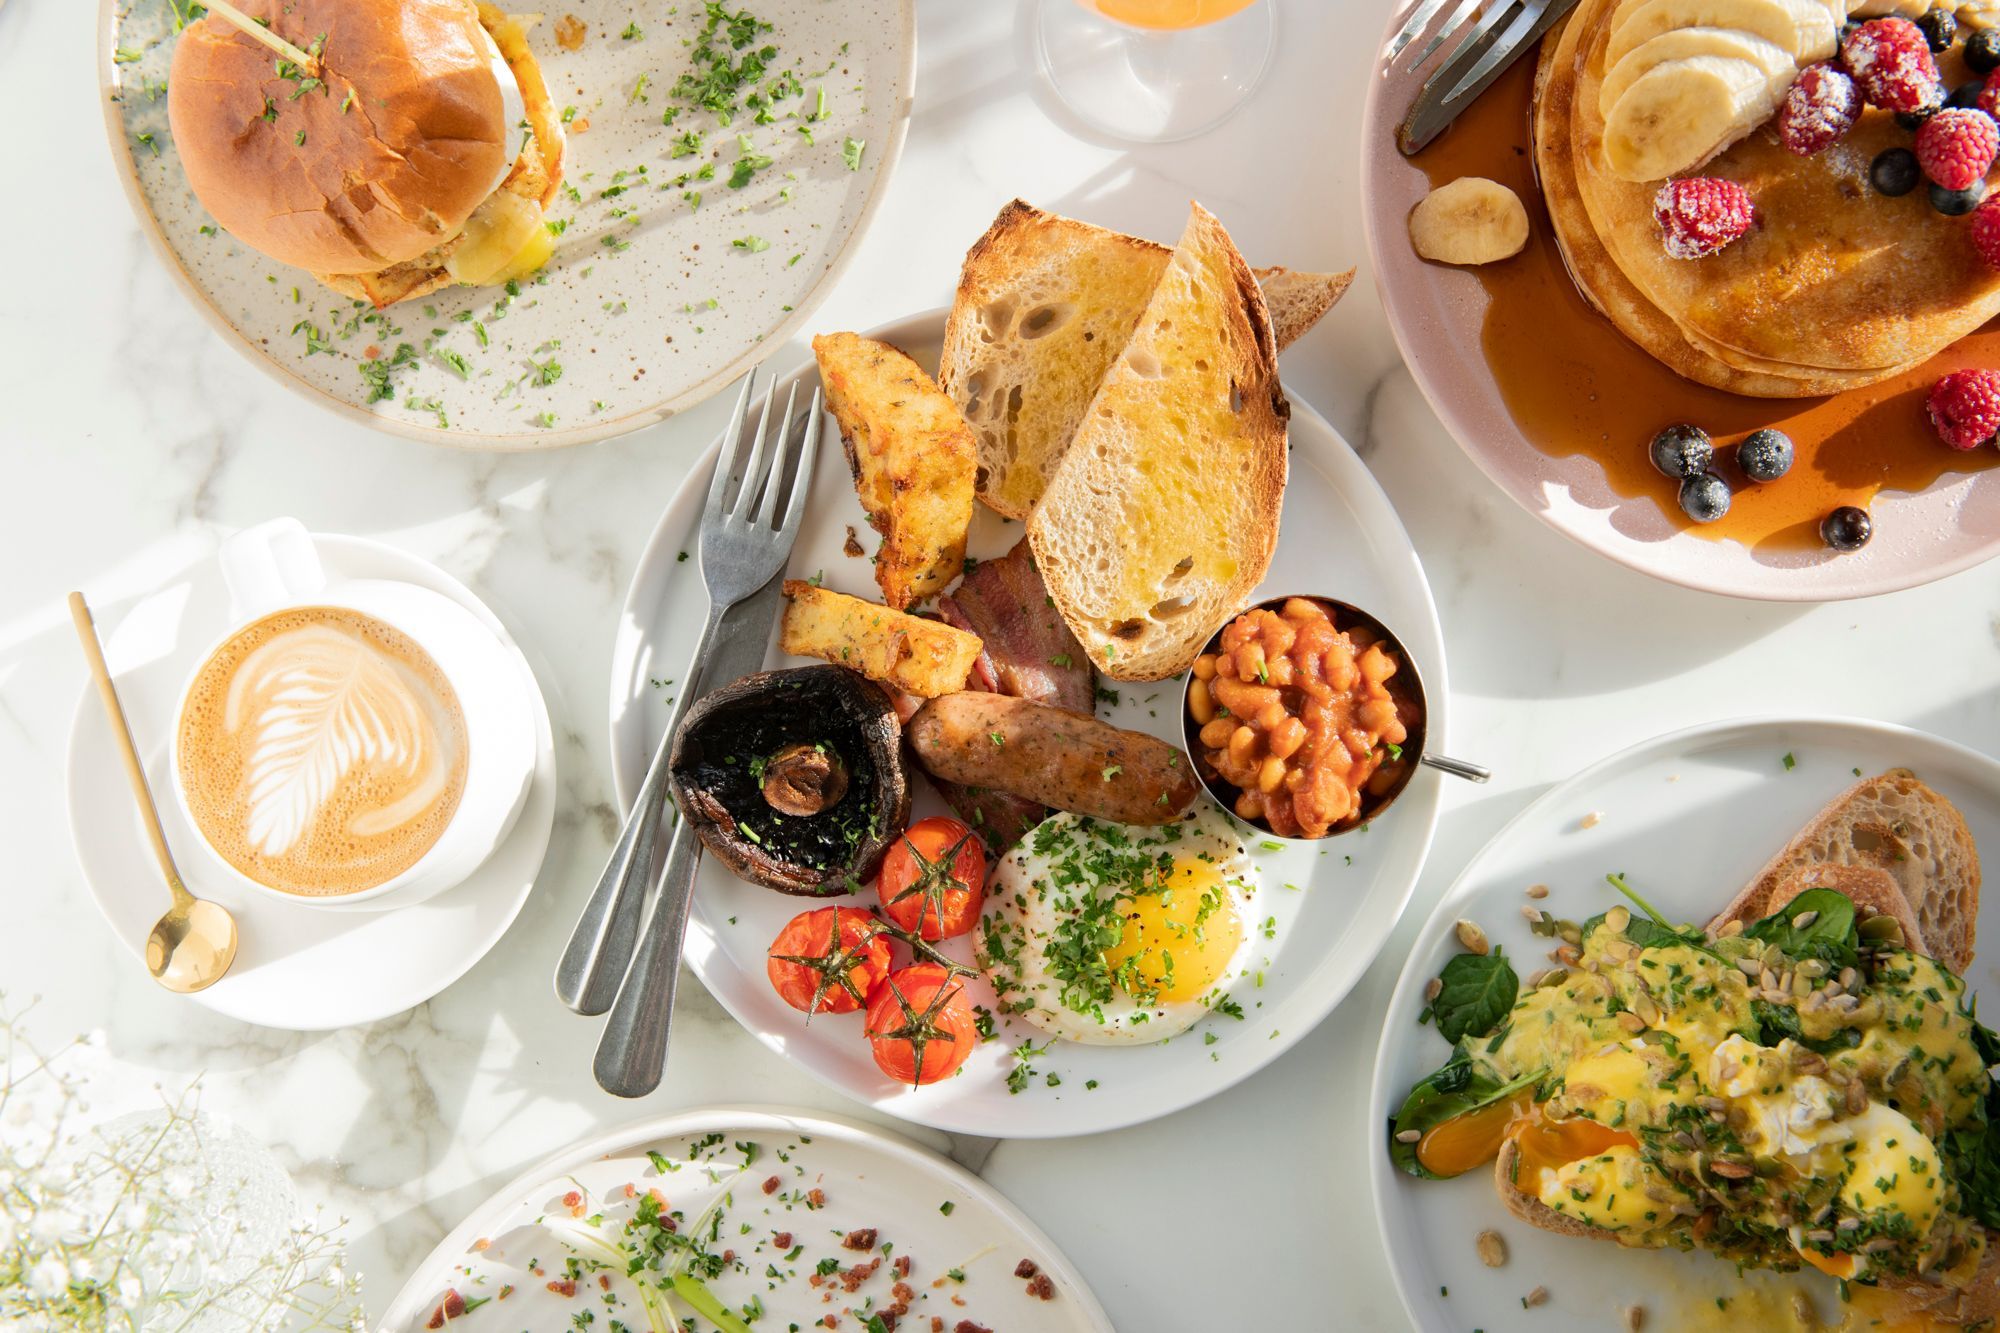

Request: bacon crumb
left=893, top=1255, right=912, bottom=1279
left=1026, top=1273, right=1056, bottom=1300
left=547, top=1278, right=577, bottom=1297
left=1013, top=1259, right=1039, bottom=1279
left=722, top=1249, right=736, bottom=1265
left=598, top=1274, right=611, bottom=1290
left=424, top=1288, right=465, bottom=1329
left=807, top=1188, right=827, bottom=1208
left=892, top=1280, right=915, bottom=1305
left=497, top=1285, right=513, bottom=1301
left=763, top=1175, right=782, bottom=1194
left=561, top=1190, right=585, bottom=1217
left=774, top=1231, right=793, bottom=1248
left=930, top=1320, right=944, bottom=1333
left=840, top=1258, right=882, bottom=1292
left=953, top=1322, right=992, bottom=1333
left=842, top=1228, right=879, bottom=1251
left=622, top=1183, right=637, bottom=1198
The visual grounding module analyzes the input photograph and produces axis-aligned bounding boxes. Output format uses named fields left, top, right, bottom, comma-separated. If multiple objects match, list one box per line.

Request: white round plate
left=99, top=0, right=914, bottom=449
left=1368, top=717, right=2000, bottom=1332
left=66, top=531, right=557, bottom=1031
left=377, top=1105, right=1114, bottom=1332
left=608, top=310, right=1449, bottom=1137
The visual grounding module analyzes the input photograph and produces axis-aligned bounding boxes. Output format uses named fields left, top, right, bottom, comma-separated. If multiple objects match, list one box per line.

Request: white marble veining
left=5, top=1, right=2000, bottom=1329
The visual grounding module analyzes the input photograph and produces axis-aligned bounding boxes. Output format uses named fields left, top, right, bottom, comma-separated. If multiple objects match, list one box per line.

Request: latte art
left=177, top=607, right=468, bottom=896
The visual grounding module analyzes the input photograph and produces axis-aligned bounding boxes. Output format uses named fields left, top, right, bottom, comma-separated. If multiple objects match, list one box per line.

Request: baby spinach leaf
left=1431, top=950, right=1519, bottom=1044
left=1943, top=1023, right=2000, bottom=1229
left=1389, top=1054, right=1545, bottom=1180
left=1742, top=888, right=1858, bottom=969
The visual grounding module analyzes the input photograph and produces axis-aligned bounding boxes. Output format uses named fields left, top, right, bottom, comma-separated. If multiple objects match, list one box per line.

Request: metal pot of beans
left=1180, top=594, right=1488, bottom=840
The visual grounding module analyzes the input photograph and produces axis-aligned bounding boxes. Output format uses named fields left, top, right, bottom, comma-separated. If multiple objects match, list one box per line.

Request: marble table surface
left=7, top=1, right=2000, bottom=1328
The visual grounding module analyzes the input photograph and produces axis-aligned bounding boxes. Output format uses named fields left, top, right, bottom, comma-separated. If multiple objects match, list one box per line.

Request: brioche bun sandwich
left=167, top=0, right=566, bottom=308
left=1390, top=770, right=2000, bottom=1326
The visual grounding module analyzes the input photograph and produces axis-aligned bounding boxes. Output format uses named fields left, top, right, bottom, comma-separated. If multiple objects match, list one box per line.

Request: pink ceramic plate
left=1360, top=5, right=2000, bottom=601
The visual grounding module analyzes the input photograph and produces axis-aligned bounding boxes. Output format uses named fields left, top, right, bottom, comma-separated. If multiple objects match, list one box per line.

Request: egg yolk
left=1102, top=857, right=1243, bottom=1003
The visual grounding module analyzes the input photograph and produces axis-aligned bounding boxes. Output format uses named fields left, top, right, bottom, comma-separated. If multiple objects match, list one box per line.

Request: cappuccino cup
left=170, top=519, right=537, bottom=911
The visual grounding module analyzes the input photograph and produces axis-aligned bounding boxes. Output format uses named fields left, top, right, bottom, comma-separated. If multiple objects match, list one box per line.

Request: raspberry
left=1977, top=71, right=2000, bottom=119
left=1779, top=64, right=1861, bottom=155
left=1926, top=369, right=2000, bottom=448
left=1652, top=177, right=1758, bottom=259
left=1972, top=194, right=2000, bottom=266
left=1916, top=107, right=1999, bottom=188
left=1842, top=18, right=1944, bottom=114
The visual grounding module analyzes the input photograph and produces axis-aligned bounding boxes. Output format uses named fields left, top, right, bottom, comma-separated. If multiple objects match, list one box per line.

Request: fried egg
left=976, top=809, right=1260, bottom=1045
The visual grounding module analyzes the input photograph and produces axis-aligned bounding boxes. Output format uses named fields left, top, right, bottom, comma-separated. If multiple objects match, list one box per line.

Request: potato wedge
left=780, top=581, right=983, bottom=698
left=811, top=333, right=978, bottom=610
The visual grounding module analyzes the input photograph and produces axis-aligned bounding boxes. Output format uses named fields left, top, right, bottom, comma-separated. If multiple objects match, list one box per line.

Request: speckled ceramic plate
left=1363, top=8, right=2000, bottom=601
left=606, top=311, right=1449, bottom=1138
left=99, top=0, right=914, bottom=449
left=1369, top=717, right=2000, bottom=1331
left=376, top=1107, right=1113, bottom=1332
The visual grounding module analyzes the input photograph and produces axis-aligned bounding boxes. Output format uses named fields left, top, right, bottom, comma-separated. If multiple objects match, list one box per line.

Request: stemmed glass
left=1034, top=0, right=1277, bottom=144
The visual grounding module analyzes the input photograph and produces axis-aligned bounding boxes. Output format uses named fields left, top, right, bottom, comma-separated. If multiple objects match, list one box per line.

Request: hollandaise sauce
left=1389, top=888, right=2000, bottom=1294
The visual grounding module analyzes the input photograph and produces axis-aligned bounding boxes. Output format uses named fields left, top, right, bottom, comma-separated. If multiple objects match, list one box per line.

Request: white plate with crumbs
left=607, top=310, right=1448, bottom=1138
left=98, top=0, right=913, bottom=449
left=376, top=1107, right=1113, bottom=1332
left=1369, top=717, right=2000, bottom=1333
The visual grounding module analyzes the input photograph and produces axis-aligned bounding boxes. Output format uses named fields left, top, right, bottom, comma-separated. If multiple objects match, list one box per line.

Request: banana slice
left=1408, top=178, right=1531, bottom=266
left=1847, top=0, right=1931, bottom=16
left=1599, top=27, right=1796, bottom=116
left=1603, top=55, right=1789, bottom=181
left=1608, top=0, right=1837, bottom=66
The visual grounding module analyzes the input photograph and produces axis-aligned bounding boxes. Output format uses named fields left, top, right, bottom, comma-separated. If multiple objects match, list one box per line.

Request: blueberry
left=1821, top=506, right=1874, bottom=551
left=1872, top=147, right=1921, bottom=197
left=1933, top=181, right=1988, bottom=215
left=1649, top=423, right=1714, bottom=479
left=1970, top=28, right=2000, bottom=73
left=1949, top=79, right=1986, bottom=110
left=1897, top=106, right=1938, bottom=131
left=1917, top=6, right=1957, bottom=51
left=1737, top=428, right=1795, bottom=482
left=1678, top=473, right=1733, bottom=524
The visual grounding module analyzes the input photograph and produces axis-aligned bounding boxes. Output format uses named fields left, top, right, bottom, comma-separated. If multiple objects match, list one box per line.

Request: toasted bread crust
left=1027, top=203, right=1289, bottom=681
left=1710, top=769, right=1980, bottom=972
left=941, top=200, right=1345, bottom=520
left=1708, top=862, right=1925, bottom=957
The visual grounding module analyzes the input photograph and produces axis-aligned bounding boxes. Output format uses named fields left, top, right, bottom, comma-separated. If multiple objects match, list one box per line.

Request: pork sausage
left=907, top=693, right=1198, bottom=825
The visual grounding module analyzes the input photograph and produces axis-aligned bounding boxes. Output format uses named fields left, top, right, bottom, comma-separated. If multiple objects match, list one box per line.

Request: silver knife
left=554, top=570, right=783, bottom=1014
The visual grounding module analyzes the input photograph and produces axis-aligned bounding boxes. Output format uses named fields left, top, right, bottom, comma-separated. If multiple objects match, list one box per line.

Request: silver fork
left=593, top=374, right=822, bottom=1097
left=1388, top=0, right=1581, bottom=155
left=554, top=370, right=810, bottom=1015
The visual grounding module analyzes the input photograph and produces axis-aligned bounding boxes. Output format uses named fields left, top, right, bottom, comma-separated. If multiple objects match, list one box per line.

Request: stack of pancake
left=1534, top=0, right=2000, bottom=396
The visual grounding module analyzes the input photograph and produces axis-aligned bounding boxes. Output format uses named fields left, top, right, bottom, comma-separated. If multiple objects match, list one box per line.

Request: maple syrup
left=1409, top=56, right=2000, bottom=549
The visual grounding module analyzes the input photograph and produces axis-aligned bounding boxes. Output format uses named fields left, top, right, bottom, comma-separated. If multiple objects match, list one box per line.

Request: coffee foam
left=177, top=606, right=468, bottom=896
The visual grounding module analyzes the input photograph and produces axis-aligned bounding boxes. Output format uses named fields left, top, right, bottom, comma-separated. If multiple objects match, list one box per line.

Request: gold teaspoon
left=68, top=592, right=239, bottom=993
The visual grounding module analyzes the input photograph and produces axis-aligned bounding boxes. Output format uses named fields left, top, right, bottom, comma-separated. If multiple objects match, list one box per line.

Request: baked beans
left=1188, top=598, right=1414, bottom=838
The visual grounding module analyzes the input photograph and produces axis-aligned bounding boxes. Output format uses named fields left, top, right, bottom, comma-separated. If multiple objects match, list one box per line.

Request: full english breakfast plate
left=608, top=286, right=1448, bottom=1136
left=1369, top=717, right=2000, bottom=1331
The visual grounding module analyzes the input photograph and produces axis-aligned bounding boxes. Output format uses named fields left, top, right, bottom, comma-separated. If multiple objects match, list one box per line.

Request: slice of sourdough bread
left=1704, top=768, right=1978, bottom=973
left=940, top=199, right=1350, bottom=520
left=1025, top=203, right=1288, bottom=682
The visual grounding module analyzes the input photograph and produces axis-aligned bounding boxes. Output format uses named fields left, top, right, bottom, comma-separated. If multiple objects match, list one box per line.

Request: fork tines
left=1388, top=0, right=1582, bottom=156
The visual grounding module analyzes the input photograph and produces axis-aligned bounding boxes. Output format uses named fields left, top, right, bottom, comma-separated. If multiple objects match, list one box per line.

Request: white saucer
left=65, top=532, right=556, bottom=1031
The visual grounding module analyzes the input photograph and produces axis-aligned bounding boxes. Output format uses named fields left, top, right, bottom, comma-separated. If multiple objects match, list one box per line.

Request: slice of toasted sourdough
left=1704, top=768, right=1978, bottom=974
left=1025, top=203, right=1289, bottom=682
left=940, top=199, right=1351, bottom=519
